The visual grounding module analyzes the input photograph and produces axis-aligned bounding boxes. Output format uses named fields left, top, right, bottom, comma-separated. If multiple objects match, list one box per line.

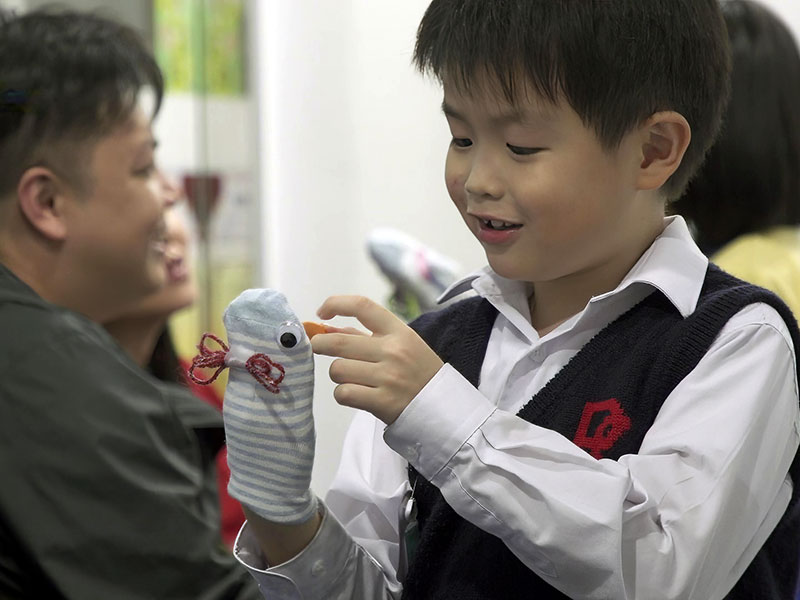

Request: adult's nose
left=159, top=170, right=182, bottom=209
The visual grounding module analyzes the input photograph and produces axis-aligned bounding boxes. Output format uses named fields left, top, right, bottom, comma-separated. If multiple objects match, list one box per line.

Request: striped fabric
left=221, top=289, right=318, bottom=524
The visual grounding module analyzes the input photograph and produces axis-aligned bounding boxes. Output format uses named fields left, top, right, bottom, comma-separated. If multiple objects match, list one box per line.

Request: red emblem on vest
left=573, top=398, right=632, bottom=459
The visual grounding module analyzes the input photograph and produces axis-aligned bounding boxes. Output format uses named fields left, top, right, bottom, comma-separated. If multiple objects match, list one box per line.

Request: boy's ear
left=636, top=111, right=692, bottom=191
left=16, top=167, right=71, bottom=241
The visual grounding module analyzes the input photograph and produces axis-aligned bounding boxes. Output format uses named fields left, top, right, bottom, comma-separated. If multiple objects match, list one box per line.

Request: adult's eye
left=133, top=163, right=156, bottom=177
left=277, top=322, right=305, bottom=349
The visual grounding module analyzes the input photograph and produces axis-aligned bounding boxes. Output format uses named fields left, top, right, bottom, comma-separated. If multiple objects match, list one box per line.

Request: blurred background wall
left=1, top=0, right=796, bottom=495
left=251, top=0, right=483, bottom=494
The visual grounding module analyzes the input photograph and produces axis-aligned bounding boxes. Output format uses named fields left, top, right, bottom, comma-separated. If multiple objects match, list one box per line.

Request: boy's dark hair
left=0, top=8, right=164, bottom=197
left=672, top=0, right=800, bottom=252
left=414, top=0, right=731, bottom=200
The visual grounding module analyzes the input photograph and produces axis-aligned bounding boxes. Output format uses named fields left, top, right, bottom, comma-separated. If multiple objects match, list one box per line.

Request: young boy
left=0, top=9, right=260, bottom=598
left=230, top=1, right=800, bottom=598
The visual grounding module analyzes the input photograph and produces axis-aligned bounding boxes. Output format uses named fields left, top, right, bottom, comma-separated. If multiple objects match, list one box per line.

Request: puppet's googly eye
left=277, top=322, right=305, bottom=349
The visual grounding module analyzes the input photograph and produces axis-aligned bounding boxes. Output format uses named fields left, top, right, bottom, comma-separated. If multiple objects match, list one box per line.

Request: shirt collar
left=438, top=272, right=483, bottom=304
left=437, top=216, right=708, bottom=318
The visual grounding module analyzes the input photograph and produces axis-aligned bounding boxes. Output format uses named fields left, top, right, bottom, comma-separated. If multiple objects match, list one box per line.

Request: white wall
left=0, top=0, right=26, bottom=12
left=252, top=0, right=484, bottom=495
left=758, top=0, right=800, bottom=42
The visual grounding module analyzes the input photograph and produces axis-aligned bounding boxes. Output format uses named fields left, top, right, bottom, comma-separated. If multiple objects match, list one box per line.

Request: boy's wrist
left=384, top=363, right=496, bottom=478
left=242, top=504, right=324, bottom=567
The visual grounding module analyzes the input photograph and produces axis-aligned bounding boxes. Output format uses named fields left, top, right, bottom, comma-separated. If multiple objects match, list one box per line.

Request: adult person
left=103, top=201, right=245, bottom=549
left=0, top=8, right=258, bottom=598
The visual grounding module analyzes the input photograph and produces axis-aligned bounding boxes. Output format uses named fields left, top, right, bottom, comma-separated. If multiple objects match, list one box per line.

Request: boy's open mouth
left=480, top=218, right=522, bottom=231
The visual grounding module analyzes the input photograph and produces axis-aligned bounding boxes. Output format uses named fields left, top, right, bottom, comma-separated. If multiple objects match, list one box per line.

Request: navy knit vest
left=402, top=265, right=800, bottom=600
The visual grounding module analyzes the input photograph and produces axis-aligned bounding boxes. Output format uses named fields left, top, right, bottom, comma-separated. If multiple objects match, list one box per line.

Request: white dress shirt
left=236, top=216, right=800, bottom=599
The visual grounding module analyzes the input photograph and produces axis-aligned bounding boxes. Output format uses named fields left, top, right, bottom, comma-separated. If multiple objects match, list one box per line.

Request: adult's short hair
left=0, top=8, right=164, bottom=196
left=673, top=0, right=800, bottom=251
left=414, top=0, right=731, bottom=200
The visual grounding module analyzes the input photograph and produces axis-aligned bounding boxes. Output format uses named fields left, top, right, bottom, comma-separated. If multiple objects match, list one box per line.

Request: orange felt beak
left=303, top=321, right=328, bottom=339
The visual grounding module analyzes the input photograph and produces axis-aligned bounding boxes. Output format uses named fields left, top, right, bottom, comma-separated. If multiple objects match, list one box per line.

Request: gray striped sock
left=221, top=289, right=318, bottom=524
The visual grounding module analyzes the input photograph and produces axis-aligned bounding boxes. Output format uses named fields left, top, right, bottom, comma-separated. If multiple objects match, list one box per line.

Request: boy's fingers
left=316, top=295, right=401, bottom=335
left=311, top=331, right=380, bottom=362
left=321, top=325, right=367, bottom=336
left=332, top=383, right=374, bottom=410
left=331, top=384, right=395, bottom=421
left=328, top=358, right=381, bottom=387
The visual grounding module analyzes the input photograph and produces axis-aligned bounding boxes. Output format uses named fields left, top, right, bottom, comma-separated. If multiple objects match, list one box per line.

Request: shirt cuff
left=233, top=501, right=355, bottom=599
left=384, top=363, right=495, bottom=483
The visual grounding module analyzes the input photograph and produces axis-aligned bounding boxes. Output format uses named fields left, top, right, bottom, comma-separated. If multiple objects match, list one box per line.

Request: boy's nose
left=464, top=153, right=504, bottom=200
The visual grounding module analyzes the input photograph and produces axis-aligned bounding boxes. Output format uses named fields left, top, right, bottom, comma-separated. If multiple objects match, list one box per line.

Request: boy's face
left=61, top=106, right=177, bottom=319
left=443, top=80, right=663, bottom=287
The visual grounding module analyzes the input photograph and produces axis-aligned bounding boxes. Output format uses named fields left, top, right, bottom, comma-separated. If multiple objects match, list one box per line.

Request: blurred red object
left=183, top=173, right=222, bottom=240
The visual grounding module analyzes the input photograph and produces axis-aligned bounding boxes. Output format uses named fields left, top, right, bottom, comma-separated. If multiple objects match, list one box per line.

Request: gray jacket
left=0, top=264, right=259, bottom=599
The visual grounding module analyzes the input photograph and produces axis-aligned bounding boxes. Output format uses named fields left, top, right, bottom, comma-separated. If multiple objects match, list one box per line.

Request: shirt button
left=311, top=559, right=326, bottom=577
left=531, top=348, right=545, bottom=362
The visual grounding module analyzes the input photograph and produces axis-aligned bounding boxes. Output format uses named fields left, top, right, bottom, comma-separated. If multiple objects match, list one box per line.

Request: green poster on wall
left=154, top=0, right=245, bottom=96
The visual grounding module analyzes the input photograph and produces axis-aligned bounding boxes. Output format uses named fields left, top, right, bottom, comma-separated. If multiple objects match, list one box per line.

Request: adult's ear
left=15, top=166, right=70, bottom=241
left=636, top=111, right=692, bottom=192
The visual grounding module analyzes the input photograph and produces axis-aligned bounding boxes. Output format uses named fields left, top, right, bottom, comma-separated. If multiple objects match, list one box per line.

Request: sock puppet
left=188, top=289, right=324, bottom=524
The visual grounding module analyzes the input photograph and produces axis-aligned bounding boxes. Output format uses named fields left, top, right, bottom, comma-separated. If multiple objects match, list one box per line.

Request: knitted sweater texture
left=403, top=265, right=800, bottom=600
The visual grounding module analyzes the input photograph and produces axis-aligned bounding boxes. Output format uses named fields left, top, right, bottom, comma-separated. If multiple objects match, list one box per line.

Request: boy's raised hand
left=313, top=295, right=444, bottom=424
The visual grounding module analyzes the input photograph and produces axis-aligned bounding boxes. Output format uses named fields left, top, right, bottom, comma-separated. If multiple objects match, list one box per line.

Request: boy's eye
left=451, top=137, right=472, bottom=148
left=507, top=144, right=543, bottom=156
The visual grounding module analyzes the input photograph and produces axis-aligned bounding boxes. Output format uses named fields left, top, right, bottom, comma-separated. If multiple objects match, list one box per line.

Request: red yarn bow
left=188, top=333, right=229, bottom=385
left=245, top=354, right=285, bottom=394
left=188, top=332, right=285, bottom=394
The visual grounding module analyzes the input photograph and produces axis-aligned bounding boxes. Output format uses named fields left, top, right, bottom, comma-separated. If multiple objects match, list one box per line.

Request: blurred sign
left=154, top=0, right=245, bottom=96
